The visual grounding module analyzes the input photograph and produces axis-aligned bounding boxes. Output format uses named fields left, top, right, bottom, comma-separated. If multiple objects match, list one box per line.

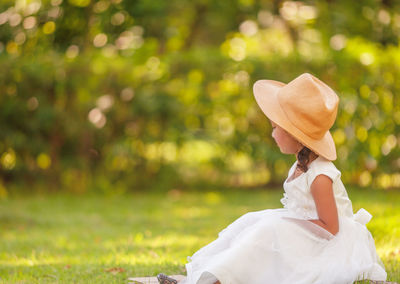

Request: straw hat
left=253, top=73, right=339, bottom=161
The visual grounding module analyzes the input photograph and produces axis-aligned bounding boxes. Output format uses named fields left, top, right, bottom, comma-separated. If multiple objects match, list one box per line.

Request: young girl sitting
left=157, top=73, right=387, bottom=284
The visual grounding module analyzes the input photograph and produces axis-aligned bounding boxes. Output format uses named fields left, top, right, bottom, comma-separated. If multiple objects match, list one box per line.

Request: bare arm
left=309, top=174, right=339, bottom=235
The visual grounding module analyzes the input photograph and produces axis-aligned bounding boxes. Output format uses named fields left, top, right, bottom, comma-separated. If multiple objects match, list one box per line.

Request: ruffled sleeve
left=306, top=160, right=341, bottom=188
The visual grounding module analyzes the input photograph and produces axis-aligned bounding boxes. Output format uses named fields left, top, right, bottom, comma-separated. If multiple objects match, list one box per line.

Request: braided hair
left=296, top=146, right=317, bottom=172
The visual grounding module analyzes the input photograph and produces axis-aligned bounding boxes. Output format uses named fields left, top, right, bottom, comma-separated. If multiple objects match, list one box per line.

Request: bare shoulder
left=311, top=174, right=333, bottom=185
left=310, top=174, right=334, bottom=195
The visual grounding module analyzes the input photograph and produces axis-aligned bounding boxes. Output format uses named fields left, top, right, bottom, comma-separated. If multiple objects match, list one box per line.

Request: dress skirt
left=181, top=208, right=386, bottom=284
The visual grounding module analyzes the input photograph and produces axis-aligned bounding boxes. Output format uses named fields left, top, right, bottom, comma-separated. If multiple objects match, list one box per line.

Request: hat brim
left=253, top=79, right=337, bottom=161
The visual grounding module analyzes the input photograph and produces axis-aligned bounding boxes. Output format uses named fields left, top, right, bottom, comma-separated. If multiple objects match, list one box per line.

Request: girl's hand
left=282, top=216, right=335, bottom=240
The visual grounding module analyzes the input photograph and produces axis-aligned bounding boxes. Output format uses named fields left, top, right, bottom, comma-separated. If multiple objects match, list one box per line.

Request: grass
left=0, top=186, right=399, bottom=283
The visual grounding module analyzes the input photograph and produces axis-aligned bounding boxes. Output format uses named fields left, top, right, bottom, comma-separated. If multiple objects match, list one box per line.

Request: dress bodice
left=280, top=156, right=354, bottom=220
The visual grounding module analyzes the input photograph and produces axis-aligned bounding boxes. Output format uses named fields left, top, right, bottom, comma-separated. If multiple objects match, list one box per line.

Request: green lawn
left=0, top=187, right=399, bottom=283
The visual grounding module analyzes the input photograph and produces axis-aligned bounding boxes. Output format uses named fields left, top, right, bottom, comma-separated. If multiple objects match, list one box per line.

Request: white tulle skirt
left=181, top=208, right=387, bottom=284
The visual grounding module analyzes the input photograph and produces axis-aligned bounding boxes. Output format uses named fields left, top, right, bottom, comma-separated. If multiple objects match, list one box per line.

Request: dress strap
left=306, top=158, right=341, bottom=186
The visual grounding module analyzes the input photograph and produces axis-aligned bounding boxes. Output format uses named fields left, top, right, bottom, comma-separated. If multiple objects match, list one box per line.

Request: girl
left=157, top=73, right=387, bottom=284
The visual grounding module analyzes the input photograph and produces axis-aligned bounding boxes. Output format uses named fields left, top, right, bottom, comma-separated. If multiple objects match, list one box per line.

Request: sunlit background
left=1, top=0, right=400, bottom=194
left=1, top=0, right=400, bottom=282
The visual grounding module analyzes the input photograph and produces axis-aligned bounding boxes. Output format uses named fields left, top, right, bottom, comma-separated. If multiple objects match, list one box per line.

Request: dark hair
left=297, top=146, right=317, bottom=172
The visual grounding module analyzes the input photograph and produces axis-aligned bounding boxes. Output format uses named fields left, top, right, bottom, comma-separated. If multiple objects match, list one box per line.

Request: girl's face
left=270, top=120, right=302, bottom=155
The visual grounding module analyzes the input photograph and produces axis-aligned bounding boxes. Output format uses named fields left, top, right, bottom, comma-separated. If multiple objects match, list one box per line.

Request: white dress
left=181, top=156, right=387, bottom=284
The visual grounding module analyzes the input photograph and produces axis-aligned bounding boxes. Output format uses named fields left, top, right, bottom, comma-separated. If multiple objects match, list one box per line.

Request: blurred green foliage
left=1, top=0, right=400, bottom=194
